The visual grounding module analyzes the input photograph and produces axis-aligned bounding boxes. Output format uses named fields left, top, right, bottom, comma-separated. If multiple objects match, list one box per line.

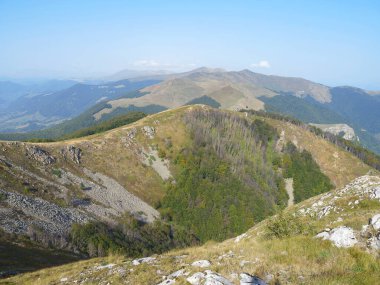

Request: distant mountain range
left=0, top=67, right=379, bottom=154
left=0, top=79, right=160, bottom=132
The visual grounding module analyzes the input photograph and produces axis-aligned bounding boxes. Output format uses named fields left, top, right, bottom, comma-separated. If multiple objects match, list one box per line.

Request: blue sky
left=0, top=0, right=379, bottom=89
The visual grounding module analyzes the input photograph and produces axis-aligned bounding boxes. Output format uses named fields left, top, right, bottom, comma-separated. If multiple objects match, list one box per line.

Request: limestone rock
left=132, top=257, right=156, bottom=265
left=204, top=270, right=233, bottom=285
left=316, top=226, right=357, bottom=248
left=191, top=260, right=211, bottom=268
left=187, top=272, right=205, bottom=285
left=240, top=273, right=267, bottom=285
left=61, top=145, right=82, bottom=164
left=370, top=214, right=380, bottom=230
left=26, top=146, right=55, bottom=165
left=142, top=126, right=155, bottom=139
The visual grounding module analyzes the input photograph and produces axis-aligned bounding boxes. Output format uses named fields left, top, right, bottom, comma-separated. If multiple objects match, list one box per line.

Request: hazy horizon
left=1, top=0, right=380, bottom=89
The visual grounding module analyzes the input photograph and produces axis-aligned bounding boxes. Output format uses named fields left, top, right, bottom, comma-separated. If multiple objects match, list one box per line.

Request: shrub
left=0, top=192, right=7, bottom=202
left=265, top=211, right=311, bottom=239
left=52, top=168, right=62, bottom=178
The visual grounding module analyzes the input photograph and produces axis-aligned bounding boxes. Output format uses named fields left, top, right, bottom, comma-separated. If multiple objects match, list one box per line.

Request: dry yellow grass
left=263, top=118, right=373, bottom=189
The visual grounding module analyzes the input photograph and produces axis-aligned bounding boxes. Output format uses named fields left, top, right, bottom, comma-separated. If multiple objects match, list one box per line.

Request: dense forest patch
left=281, top=142, right=333, bottom=202
left=161, top=109, right=288, bottom=242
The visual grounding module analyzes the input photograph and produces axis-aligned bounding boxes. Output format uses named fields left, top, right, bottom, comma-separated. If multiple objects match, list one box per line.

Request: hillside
left=0, top=105, right=376, bottom=277
left=4, top=174, right=380, bottom=285
left=0, top=79, right=160, bottom=132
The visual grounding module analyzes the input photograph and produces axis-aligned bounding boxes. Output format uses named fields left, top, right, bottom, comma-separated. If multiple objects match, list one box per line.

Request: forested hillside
left=160, top=108, right=332, bottom=241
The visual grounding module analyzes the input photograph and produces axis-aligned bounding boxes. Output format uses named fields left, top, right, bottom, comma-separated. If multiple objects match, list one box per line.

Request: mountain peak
left=190, top=67, right=226, bottom=73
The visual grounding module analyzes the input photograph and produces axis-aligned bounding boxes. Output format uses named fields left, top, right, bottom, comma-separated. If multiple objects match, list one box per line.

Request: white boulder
left=187, top=272, right=206, bottom=285
left=370, top=214, right=380, bottom=230
left=329, top=226, right=357, bottom=248
left=316, top=226, right=357, bottom=248
left=191, top=260, right=211, bottom=268
left=132, top=257, right=156, bottom=265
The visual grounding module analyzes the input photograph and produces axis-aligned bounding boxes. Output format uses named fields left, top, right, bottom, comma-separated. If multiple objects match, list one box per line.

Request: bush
left=52, top=168, right=62, bottom=178
left=0, top=192, right=7, bottom=202
left=265, top=211, right=311, bottom=239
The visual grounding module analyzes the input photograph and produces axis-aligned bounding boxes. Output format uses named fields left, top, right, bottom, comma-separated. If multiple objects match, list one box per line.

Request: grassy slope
left=262, top=117, right=373, bottom=189
left=0, top=105, right=376, bottom=282
left=0, top=105, right=372, bottom=206
left=5, top=175, right=380, bottom=285
left=44, top=105, right=372, bottom=208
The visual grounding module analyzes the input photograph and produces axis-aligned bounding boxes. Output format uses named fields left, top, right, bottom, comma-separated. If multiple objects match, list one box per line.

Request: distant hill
left=2, top=68, right=380, bottom=154
left=0, top=79, right=160, bottom=132
left=91, top=69, right=333, bottom=121
left=0, top=80, right=78, bottom=106
left=0, top=81, right=28, bottom=107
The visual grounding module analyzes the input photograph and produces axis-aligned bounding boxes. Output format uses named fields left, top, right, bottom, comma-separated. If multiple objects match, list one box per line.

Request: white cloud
left=133, top=59, right=160, bottom=67
left=251, top=60, right=271, bottom=68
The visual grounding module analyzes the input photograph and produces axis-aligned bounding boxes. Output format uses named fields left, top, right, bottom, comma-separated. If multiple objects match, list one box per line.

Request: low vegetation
left=265, top=210, right=313, bottom=239
left=70, top=215, right=198, bottom=258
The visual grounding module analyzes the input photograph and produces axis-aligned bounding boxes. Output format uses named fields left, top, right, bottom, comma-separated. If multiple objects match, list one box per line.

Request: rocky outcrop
left=142, top=126, right=155, bottom=139
left=140, top=146, right=173, bottom=180
left=191, top=260, right=211, bottom=268
left=25, top=146, right=55, bottom=165
left=298, top=175, right=380, bottom=219
left=60, top=168, right=160, bottom=223
left=310, top=123, right=358, bottom=141
left=61, top=145, right=82, bottom=164
left=0, top=189, right=89, bottom=244
left=240, top=273, right=267, bottom=285
left=316, top=226, right=357, bottom=248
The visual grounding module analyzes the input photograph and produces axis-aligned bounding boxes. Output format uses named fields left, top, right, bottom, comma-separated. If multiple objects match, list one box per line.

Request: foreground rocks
left=316, top=226, right=357, bottom=248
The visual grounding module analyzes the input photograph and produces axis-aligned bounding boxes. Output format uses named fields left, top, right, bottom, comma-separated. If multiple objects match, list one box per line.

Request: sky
left=0, top=0, right=380, bottom=89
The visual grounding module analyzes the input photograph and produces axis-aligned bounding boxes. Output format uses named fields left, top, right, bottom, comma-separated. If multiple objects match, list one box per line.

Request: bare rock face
left=142, top=126, right=155, bottom=139
left=187, top=270, right=233, bottom=285
left=240, top=273, right=267, bottom=285
left=310, top=123, right=358, bottom=141
left=361, top=213, right=380, bottom=250
left=370, top=214, right=380, bottom=230
left=191, top=260, right=211, bottom=268
left=26, top=146, right=55, bottom=165
left=316, top=226, right=357, bottom=248
left=61, top=145, right=82, bottom=164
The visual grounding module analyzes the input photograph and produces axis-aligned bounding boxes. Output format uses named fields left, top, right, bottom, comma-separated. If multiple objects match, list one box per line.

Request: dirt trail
left=285, top=178, right=294, bottom=207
